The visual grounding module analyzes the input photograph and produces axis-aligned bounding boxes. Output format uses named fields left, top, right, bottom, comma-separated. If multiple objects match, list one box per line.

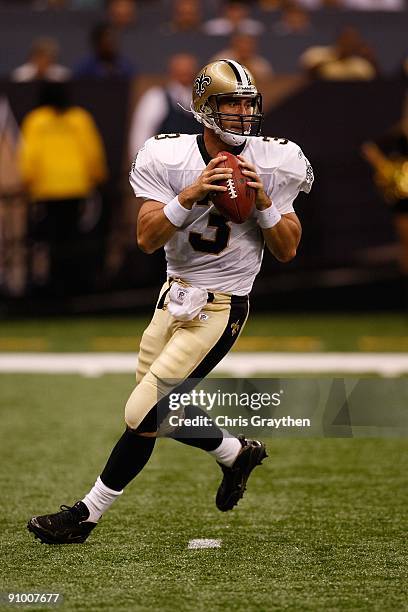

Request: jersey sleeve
left=129, top=138, right=176, bottom=204
left=272, top=145, right=314, bottom=214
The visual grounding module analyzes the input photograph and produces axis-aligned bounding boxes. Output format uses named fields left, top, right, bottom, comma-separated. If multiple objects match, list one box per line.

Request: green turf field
left=0, top=313, right=408, bottom=352
left=1, top=374, right=407, bottom=611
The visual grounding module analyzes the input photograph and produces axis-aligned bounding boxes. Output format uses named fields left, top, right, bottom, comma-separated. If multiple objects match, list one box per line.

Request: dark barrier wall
left=0, top=79, right=406, bottom=312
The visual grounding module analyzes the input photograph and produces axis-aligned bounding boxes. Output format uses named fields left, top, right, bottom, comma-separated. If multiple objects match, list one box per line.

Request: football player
left=27, top=59, right=313, bottom=544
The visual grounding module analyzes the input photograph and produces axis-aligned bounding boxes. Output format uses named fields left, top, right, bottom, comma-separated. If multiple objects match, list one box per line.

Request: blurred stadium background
left=0, top=0, right=407, bottom=317
left=1, top=2, right=408, bottom=611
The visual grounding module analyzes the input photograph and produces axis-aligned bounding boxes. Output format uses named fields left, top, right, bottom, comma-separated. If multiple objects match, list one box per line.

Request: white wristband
left=163, top=196, right=191, bottom=228
left=255, top=205, right=282, bottom=229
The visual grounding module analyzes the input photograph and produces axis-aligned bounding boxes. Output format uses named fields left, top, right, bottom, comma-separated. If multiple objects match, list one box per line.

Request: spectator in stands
left=74, top=22, right=136, bottom=78
left=18, top=81, right=108, bottom=295
left=272, top=1, right=312, bottom=36
left=106, top=0, right=137, bottom=29
left=129, top=53, right=199, bottom=157
left=300, top=27, right=379, bottom=80
left=211, top=33, right=274, bottom=90
left=161, top=0, right=203, bottom=34
left=203, top=0, right=264, bottom=36
left=11, top=38, right=71, bottom=82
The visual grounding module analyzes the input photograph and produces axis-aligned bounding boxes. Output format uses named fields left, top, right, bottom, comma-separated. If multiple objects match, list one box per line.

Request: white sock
left=208, top=430, right=242, bottom=467
left=82, top=476, right=123, bottom=523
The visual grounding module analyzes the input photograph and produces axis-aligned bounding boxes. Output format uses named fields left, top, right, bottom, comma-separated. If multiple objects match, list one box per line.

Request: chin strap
left=217, top=128, right=247, bottom=147
left=190, top=104, right=248, bottom=146
left=177, top=102, right=194, bottom=114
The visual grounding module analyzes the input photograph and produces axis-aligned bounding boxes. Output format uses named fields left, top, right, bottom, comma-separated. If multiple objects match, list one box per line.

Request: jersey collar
left=196, top=134, right=247, bottom=165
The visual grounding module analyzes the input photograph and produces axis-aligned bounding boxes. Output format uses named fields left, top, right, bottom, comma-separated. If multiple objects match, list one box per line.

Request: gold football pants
left=124, top=280, right=249, bottom=432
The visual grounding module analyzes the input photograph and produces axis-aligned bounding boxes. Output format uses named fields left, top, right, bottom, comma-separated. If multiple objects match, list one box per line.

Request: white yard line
left=0, top=352, right=407, bottom=376
left=188, top=539, right=222, bottom=549
left=219, top=352, right=408, bottom=377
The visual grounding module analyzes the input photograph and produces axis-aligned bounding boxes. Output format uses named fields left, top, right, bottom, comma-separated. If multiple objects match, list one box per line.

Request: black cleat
left=216, top=435, right=267, bottom=512
left=27, top=501, right=96, bottom=544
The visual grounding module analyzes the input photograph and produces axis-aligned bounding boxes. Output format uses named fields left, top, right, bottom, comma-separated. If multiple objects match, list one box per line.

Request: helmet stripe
left=224, top=59, right=249, bottom=86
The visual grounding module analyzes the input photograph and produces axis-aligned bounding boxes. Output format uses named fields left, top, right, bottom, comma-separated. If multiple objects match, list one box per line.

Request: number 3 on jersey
left=189, top=212, right=231, bottom=255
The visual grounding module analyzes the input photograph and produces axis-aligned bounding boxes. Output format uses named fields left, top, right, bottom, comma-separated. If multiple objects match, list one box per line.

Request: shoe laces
left=55, top=504, right=81, bottom=527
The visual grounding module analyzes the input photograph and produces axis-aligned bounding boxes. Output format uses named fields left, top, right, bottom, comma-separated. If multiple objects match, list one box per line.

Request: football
left=211, top=151, right=256, bottom=224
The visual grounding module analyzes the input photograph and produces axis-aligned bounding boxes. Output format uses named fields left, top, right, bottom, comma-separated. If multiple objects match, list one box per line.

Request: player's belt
left=156, top=278, right=248, bottom=310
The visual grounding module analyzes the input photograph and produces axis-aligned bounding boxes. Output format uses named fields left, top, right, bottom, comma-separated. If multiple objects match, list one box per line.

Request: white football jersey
left=130, top=133, right=313, bottom=295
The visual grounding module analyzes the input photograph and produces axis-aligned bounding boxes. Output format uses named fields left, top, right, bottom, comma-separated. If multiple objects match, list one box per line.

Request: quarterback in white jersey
left=130, top=132, right=312, bottom=295
left=27, top=59, right=313, bottom=546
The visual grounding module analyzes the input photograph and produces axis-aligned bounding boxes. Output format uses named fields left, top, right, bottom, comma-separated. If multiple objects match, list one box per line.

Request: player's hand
left=237, top=155, right=272, bottom=211
left=179, top=156, right=232, bottom=208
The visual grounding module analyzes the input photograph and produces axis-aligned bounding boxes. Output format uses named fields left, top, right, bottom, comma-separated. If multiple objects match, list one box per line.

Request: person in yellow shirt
left=19, top=81, right=108, bottom=295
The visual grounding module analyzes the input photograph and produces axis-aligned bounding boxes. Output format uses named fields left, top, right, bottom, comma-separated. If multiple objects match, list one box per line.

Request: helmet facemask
left=209, top=93, right=263, bottom=137
left=193, top=93, right=263, bottom=146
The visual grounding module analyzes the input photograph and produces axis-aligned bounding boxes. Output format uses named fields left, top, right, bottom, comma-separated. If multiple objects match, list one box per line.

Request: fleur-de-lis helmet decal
left=194, top=72, right=212, bottom=97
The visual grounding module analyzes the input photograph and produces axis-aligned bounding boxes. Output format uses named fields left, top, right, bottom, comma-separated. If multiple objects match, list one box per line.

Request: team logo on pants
left=231, top=320, right=241, bottom=336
